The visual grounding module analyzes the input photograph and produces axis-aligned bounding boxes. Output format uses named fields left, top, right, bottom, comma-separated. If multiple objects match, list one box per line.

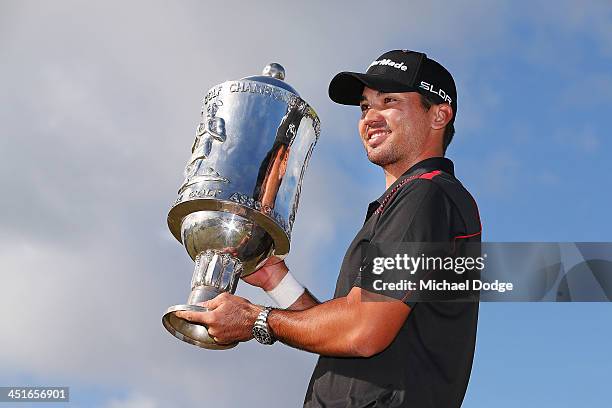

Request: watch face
left=253, top=327, right=272, bottom=344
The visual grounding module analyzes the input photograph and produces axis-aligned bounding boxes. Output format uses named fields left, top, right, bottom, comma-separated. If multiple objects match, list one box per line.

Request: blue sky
left=1, top=1, right=611, bottom=407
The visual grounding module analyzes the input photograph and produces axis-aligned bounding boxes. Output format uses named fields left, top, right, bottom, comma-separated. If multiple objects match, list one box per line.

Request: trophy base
left=162, top=304, right=237, bottom=350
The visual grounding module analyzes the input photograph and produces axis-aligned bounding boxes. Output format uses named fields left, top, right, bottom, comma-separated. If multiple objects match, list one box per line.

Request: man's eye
left=384, top=97, right=396, bottom=104
left=360, top=104, right=369, bottom=112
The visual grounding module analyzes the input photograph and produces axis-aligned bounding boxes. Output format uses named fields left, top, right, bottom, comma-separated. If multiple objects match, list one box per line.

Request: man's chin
left=366, top=152, right=394, bottom=167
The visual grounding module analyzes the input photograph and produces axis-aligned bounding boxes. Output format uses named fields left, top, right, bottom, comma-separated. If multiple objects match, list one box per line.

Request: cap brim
left=328, top=72, right=417, bottom=105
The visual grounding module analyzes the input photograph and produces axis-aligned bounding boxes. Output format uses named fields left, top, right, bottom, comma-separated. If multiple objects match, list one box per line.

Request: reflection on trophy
left=162, top=63, right=320, bottom=349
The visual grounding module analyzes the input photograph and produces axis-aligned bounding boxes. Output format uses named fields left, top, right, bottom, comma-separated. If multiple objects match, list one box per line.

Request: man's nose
left=363, top=107, right=385, bottom=128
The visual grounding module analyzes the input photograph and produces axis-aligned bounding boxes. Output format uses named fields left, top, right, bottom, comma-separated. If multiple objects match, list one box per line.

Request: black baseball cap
left=329, top=50, right=457, bottom=118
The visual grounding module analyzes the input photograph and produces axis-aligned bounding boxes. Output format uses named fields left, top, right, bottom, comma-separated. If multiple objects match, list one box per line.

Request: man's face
left=358, top=87, right=430, bottom=168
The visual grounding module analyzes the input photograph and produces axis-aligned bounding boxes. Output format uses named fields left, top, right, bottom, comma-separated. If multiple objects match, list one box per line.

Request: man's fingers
left=198, top=292, right=230, bottom=310
left=174, top=310, right=212, bottom=325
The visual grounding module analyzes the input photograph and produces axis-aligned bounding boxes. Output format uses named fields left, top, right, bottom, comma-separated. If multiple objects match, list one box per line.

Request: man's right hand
left=241, top=257, right=289, bottom=291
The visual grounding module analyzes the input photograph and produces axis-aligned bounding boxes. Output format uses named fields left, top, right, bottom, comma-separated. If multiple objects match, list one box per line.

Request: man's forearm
left=268, top=294, right=365, bottom=357
left=250, top=262, right=378, bottom=356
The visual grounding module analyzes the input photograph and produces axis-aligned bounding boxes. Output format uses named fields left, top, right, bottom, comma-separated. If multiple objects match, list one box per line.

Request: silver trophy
left=162, top=63, right=320, bottom=349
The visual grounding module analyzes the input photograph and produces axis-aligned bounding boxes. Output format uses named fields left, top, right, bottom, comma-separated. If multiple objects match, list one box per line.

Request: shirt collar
left=375, top=156, right=455, bottom=204
left=364, top=157, right=455, bottom=222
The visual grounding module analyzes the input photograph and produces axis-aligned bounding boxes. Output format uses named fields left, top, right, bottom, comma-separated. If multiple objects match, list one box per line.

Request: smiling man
left=176, top=50, right=482, bottom=407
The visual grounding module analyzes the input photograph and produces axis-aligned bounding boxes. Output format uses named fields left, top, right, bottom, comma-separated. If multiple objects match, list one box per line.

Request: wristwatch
left=252, top=306, right=276, bottom=345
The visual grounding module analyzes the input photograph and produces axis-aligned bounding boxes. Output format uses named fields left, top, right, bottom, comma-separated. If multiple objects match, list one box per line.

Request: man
left=176, top=50, right=482, bottom=407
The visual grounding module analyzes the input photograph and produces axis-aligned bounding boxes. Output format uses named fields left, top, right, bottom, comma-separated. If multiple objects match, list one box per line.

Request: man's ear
left=431, top=104, right=453, bottom=130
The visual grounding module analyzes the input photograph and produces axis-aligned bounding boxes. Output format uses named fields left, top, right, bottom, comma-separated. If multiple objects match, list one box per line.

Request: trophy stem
left=162, top=249, right=243, bottom=349
left=190, top=249, right=243, bottom=297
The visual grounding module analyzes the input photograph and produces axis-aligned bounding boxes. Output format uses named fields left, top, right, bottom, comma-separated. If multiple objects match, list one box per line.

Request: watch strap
left=252, top=306, right=276, bottom=345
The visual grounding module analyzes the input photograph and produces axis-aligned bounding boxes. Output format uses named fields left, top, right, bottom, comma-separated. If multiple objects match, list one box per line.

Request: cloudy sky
left=2, top=0, right=611, bottom=407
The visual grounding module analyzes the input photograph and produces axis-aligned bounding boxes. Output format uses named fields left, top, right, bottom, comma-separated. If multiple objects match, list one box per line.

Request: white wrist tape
left=265, top=272, right=305, bottom=309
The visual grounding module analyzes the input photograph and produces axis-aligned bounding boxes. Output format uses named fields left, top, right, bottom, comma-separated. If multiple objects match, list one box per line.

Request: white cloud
left=104, top=394, right=158, bottom=408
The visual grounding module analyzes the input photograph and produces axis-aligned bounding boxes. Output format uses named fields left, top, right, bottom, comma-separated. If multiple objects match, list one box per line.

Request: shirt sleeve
left=353, top=179, right=455, bottom=307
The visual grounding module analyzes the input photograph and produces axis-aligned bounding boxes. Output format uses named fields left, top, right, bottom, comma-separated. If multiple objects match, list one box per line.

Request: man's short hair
left=419, top=93, right=455, bottom=153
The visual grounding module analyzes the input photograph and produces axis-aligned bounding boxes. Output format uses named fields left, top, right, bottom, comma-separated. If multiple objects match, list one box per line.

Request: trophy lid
left=242, top=63, right=300, bottom=96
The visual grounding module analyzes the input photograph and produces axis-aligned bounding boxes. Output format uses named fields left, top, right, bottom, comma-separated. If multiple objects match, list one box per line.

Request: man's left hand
left=175, top=292, right=262, bottom=345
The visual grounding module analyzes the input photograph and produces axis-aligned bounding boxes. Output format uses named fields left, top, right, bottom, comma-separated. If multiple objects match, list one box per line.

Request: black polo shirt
left=303, top=157, right=481, bottom=408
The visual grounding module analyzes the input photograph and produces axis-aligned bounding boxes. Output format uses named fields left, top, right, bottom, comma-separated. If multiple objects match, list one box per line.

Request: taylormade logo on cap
left=368, top=58, right=408, bottom=71
left=419, top=81, right=453, bottom=105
